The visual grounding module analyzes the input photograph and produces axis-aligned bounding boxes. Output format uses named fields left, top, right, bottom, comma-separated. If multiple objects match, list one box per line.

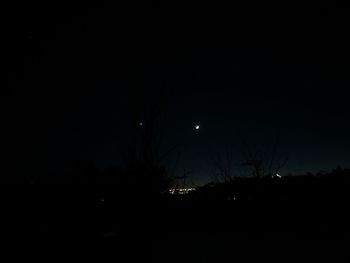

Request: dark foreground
left=1, top=186, right=349, bottom=262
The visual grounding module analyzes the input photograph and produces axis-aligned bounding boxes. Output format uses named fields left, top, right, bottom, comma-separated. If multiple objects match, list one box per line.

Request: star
left=195, top=125, right=200, bottom=130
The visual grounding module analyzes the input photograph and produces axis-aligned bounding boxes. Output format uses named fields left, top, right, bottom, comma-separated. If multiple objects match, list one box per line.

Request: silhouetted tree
left=209, top=145, right=238, bottom=182
left=239, top=133, right=288, bottom=178
left=117, top=79, right=174, bottom=196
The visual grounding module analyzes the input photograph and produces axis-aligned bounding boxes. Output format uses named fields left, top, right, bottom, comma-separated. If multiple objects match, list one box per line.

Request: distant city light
left=276, top=174, right=282, bottom=178
left=169, top=188, right=196, bottom=195
left=195, top=125, right=200, bottom=130
left=139, top=122, right=143, bottom=126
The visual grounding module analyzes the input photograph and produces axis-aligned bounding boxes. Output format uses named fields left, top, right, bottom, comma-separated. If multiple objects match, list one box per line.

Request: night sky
left=4, top=4, right=350, bottom=185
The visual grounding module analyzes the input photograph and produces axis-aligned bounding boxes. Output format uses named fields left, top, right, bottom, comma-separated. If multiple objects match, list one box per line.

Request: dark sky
left=4, top=4, right=350, bottom=185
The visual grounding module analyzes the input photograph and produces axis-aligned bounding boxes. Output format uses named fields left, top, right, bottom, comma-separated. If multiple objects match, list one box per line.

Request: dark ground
left=2, top=186, right=349, bottom=262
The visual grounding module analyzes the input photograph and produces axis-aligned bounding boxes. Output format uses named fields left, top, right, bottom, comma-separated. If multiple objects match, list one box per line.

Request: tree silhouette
left=210, top=145, right=237, bottom=182
left=239, top=132, right=288, bottom=178
left=116, top=80, right=175, bottom=195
